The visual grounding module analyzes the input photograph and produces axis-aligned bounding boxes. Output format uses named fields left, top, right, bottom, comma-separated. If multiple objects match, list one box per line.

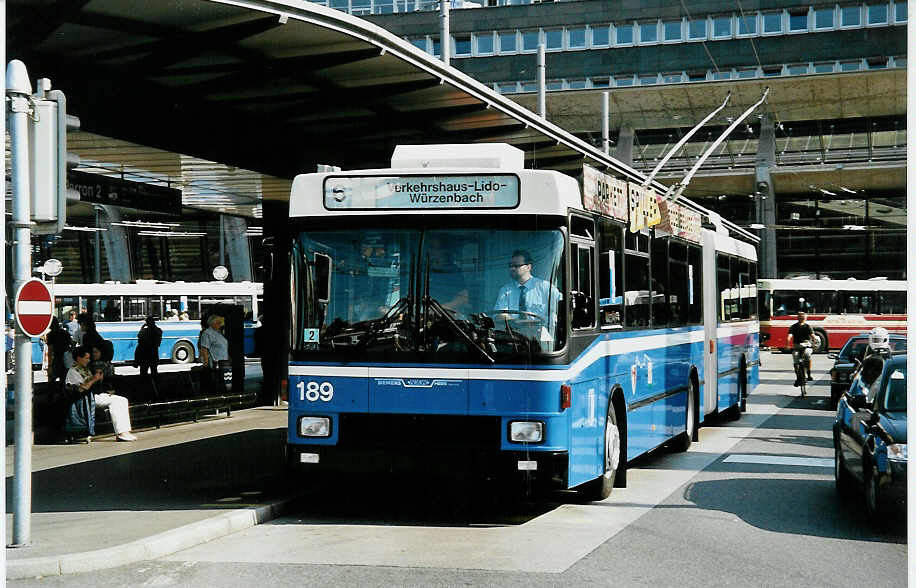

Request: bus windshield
left=290, top=228, right=566, bottom=362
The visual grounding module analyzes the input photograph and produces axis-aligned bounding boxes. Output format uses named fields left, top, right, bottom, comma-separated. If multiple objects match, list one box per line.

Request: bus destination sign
left=324, top=175, right=520, bottom=210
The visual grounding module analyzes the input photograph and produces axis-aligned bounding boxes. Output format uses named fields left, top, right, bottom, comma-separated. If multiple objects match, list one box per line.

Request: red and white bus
left=757, top=278, right=906, bottom=353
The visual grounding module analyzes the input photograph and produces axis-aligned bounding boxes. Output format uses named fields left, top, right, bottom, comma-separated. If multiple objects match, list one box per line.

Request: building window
left=895, top=1, right=908, bottom=22
left=453, top=34, right=471, bottom=56
left=662, top=72, right=683, bottom=83
left=592, top=25, right=610, bottom=47
left=498, top=82, right=518, bottom=94
left=432, top=37, right=440, bottom=57
left=867, top=56, right=889, bottom=69
left=867, top=3, right=889, bottom=24
left=762, top=65, right=783, bottom=77
left=787, top=63, right=809, bottom=75
left=815, top=7, right=835, bottom=29
left=522, top=30, right=540, bottom=51
left=592, top=77, right=610, bottom=88
left=839, top=60, right=861, bottom=71
left=688, top=18, right=707, bottom=39
left=894, top=56, right=907, bottom=67
left=814, top=62, right=836, bottom=73
left=374, top=0, right=395, bottom=14
left=639, top=21, right=659, bottom=43
left=713, top=70, right=732, bottom=80
left=521, top=81, right=538, bottom=92
left=615, top=75, right=635, bottom=87
left=737, top=13, right=757, bottom=35
left=351, top=0, right=370, bottom=14
left=640, top=73, right=658, bottom=85
left=569, top=27, right=586, bottom=48
left=547, top=79, right=564, bottom=91
left=499, top=31, right=517, bottom=53
left=789, top=8, right=809, bottom=31
left=737, top=67, right=758, bottom=78
left=687, top=70, right=707, bottom=82
left=841, top=5, right=862, bottom=27
left=663, top=19, right=683, bottom=41
left=712, top=15, right=733, bottom=38
left=568, top=78, right=588, bottom=89
left=410, top=37, right=428, bottom=52
left=763, top=11, right=783, bottom=33
left=545, top=29, right=563, bottom=50
left=616, top=23, right=634, bottom=45
left=329, top=0, right=349, bottom=11
left=475, top=33, right=494, bottom=55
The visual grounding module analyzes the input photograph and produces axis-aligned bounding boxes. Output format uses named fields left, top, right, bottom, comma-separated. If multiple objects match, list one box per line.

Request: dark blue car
left=833, top=353, right=907, bottom=522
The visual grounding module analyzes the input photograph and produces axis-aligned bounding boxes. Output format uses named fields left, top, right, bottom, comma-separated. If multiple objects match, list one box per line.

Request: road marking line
left=723, top=454, right=833, bottom=468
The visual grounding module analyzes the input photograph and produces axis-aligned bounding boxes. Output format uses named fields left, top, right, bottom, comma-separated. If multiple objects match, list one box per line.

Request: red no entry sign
left=15, top=279, right=54, bottom=337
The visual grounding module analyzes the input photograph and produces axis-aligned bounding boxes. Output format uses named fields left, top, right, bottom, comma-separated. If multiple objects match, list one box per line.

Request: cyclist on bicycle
left=786, top=311, right=816, bottom=386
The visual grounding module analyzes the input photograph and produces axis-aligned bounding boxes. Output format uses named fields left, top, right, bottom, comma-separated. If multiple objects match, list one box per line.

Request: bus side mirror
left=314, top=253, right=331, bottom=304
left=261, top=236, right=276, bottom=281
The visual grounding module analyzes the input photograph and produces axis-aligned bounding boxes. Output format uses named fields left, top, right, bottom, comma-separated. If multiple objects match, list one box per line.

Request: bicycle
left=792, top=341, right=813, bottom=397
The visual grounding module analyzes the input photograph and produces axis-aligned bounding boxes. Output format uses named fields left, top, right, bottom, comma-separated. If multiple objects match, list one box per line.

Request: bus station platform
left=5, top=406, right=297, bottom=580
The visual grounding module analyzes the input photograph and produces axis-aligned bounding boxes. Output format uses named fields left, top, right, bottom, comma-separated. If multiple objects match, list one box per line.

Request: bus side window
left=651, top=234, right=670, bottom=327
left=571, top=242, right=595, bottom=329
left=597, top=219, right=623, bottom=328
left=687, top=244, right=702, bottom=324
left=666, top=240, right=688, bottom=327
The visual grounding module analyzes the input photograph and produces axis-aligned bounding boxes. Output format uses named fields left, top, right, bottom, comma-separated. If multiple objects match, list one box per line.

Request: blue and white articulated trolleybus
left=285, top=144, right=759, bottom=499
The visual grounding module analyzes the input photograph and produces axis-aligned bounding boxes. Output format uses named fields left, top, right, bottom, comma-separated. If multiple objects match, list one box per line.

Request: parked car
left=833, top=353, right=907, bottom=523
left=828, top=333, right=907, bottom=409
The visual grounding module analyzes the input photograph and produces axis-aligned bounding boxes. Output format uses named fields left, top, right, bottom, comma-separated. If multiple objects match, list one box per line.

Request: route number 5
left=297, top=380, right=334, bottom=402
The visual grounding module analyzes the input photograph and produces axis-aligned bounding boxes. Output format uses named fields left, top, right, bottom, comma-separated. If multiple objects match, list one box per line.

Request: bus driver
left=493, top=250, right=560, bottom=324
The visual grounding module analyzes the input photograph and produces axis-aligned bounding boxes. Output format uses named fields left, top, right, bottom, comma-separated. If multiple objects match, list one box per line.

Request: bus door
left=701, top=230, right=718, bottom=417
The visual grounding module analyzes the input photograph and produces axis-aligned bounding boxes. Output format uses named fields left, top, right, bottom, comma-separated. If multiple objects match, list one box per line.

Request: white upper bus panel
left=290, top=152, right=581, bottom=218
left=391, top=143, right=524, bottom=170
left=704, top=228, right=758, bottom=261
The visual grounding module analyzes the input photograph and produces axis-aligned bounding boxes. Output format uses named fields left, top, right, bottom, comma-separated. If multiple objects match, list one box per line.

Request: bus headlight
left=509, top=421, right=544, bottom=443
left=299, top=416, right=331, bottom=437
left=887, top=443, right=907, bottom=463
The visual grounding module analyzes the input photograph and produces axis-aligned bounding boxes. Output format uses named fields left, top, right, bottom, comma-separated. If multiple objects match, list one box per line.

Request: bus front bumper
left=287, top=443, right=569, bottom=491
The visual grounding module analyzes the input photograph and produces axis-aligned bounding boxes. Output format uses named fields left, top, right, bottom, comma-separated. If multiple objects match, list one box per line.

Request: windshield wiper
left=424, top=296, right=495, bottom=364
left=353, top=296, right=410, bottom=353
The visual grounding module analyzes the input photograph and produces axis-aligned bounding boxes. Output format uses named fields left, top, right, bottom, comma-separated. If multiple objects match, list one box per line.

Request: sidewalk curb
left=6, top=494, right=301, bottom=580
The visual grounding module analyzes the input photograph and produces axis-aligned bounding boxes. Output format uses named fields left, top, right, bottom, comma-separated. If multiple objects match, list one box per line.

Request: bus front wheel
left=577, top=405, right=621, bottom=502
left=171, top=341, right=195, bottom=364
left=813, top=330, right=829, bottom=354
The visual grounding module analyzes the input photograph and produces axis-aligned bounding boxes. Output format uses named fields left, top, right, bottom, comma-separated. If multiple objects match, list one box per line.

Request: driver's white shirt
left=493, top=276, right=560, bottom=320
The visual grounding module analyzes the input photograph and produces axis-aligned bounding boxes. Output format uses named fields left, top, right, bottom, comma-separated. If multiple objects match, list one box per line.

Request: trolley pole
left=7, top=59, right=34, bottom=547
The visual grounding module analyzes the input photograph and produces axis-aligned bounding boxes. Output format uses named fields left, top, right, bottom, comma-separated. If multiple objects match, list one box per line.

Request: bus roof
left=757, top=278, right=907, bottom=292
left=50, top=282, right=263, bottom=297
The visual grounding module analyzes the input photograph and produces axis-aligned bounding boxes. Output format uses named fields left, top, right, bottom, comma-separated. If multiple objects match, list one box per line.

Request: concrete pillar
left=755, top=115, right=778, bottom=278
left=614, top=124, right=634, bottom=167
left=99, top=205, right=132, bottom=282
left=224, top=215, right=253, bottom=282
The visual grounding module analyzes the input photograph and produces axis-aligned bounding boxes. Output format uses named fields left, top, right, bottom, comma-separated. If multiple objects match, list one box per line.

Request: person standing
left=63, top=310, right=80, bottom=341
left=135, top=316, right=163, bottom=397
left=46, top=317, right=74, bottom=387
left=199, top=315, right=229, bottom=393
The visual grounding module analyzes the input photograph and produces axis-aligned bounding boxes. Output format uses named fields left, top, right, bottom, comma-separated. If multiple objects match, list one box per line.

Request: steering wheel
left=497, top=309, right=543, bottom=322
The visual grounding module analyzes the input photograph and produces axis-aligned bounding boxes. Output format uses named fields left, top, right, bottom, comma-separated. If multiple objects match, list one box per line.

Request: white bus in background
left=47, top=280, right=262, bottom=364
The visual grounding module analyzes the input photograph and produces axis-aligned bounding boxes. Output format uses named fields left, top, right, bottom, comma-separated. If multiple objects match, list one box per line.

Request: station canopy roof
left=7, top=0, right=755, bottom=241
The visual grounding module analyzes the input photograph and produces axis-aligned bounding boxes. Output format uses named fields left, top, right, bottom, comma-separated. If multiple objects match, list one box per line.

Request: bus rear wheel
left=813, top=330, right=828, bottom=354
left=671, top=378, right=696, bottom=452
left=171, top=341, right=195, bottom=364
left=577, top=405, right=621, bottom=502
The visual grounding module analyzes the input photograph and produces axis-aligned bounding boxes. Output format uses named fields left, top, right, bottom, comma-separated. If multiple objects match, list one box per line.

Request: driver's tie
left=518, top=285, right=527, bottom=312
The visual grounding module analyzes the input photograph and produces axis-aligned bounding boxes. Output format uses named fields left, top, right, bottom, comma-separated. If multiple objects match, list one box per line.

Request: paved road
left=10, top=352, right=906, bottom=587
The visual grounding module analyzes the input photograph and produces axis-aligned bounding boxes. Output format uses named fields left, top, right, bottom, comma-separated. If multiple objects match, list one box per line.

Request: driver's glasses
left=509, top=263, right=529, bottom=268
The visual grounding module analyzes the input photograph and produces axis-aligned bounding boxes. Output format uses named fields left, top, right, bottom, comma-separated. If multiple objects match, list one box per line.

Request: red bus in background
left=757, top=278, right=907, bottom=353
